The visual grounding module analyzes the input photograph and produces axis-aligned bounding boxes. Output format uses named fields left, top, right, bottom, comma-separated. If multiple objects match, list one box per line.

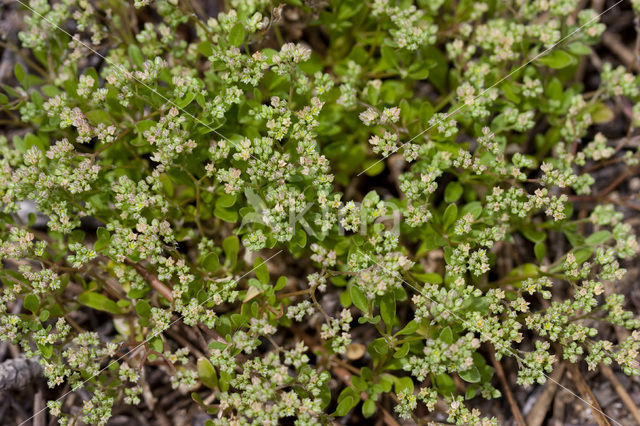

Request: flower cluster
left=1, top=0, right=640, bottom=425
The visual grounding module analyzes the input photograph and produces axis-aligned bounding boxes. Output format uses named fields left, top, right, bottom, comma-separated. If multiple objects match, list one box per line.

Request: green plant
left=1, top=0, right=640, bottom=424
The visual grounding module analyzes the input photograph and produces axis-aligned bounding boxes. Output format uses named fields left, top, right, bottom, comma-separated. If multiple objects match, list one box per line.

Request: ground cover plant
left=1, top=0, right=640, bottom=424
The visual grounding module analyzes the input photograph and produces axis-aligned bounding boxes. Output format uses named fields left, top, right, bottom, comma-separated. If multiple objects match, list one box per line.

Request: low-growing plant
left=1, top=0, right=640, bottom=424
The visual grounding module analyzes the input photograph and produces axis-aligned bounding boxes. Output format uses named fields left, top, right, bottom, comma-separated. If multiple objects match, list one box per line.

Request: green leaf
left=218, top=193, right=236, bottom=208
left=149, top=336, right=163, bottom=353
left=381, top=46, right=399, bottom=70
left=537, top=50, right=575, bottom=69
left=424, top=46, right=448, bottom=92
left=442, top=204, right=458, bottom=230
left=335, top=395, right=357, bottom=416
left=459, top=366, right=481, bottom=383
left=435, top=373, right=456, bottom=395
left=393, top=342, right=411, bottom=359
left=176, top=91, right=196, bottom=109
left=78, top=291, right=122, bottom=315
left=197, top=358, right=218, bottom=389
left=223, top=235, right=239, bottom=267
left=318, top=382, right=331, bottom=409
left=586, top=230, right=611, bottom=245
left=128, top=44, right=144, bottom=68
left=135, top=299, right=151, bottom=317
left=202, top=252, right=220, bottom=273
left=408, top=60, right=431, bottom=80
left=546, top=77, right=563, bottom=100
left=337, top=2, right=363, bottom=20
left=117, top=299, right=131, bottom=309
left=350, top=285, right=368, bottom=313
left=135, top=119, right=156, bottom=136
left=86, top=110, right=111, bottom=125
left=24, top=294, right=39, bottom=314
left=94, top=227, right=111, bottom=252
left=293, top=227, right=307, bottom=248
left=362, top=399, right=376, bottom=418
left=197, top=41, right=214, bottom=57
left=380, top=293, right=396, bottom=329
left=411, top=272, right=442, bottom=284
left=359, top=315, right=381, bottom=325
left=25, top=133, right=46, bottom=151
left=465, top=386, right=477, bottom=400
left=501, top=82, right=521, bottom=103
left=521, top=227, right=546, bottom=243
left=590, top=102, right=614, bottom=124
left=14, top=63, right=25, bottom=85
left=192, top=392, right=205, bottom=406
left=444, top=181, right=463, bottom=203
left=159, top=174, right=174, bottom=197
left=218, top=369, right=231, bottom=391
left=567, top=42, right=591, bottom=55
left=564, top=229, right=584, bottom=248
left=41, top=85, right=61, bottom=97
left=397, top=320, right=418, bottom=335
left=368, top=338, right=388, bottom=358
left=29, top=91, right=42, bottom=110
left=420, top=224, right=447, bottom=250
left=573, top=247, right=594, bottom=264
left=253, top=257, right=270, bottom=284
left=352, top=376, right=367, bottom=391
left=214, top=206, right=238, bottom=223
left=362, top=159, right=385, bottom=176
left=229, top=24, right=245, bottom=47
left=37, top=343, right=53, bottom=359
left=439, top=326, right=454, bottom=344
left=275, top=276, right=287, bottom=291
left=393, top=376, right=414, bottom=394
left=534, top=242, right=546, bottom=263
left=38, top=310, right=50, bottom=322
left=231, top=312, right=247, bottom=328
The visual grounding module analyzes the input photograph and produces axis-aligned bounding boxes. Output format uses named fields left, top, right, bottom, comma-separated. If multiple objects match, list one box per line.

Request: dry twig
left=600, top=364, right=640, bottom=425
left=125, top=259, right=174, bottom=303
left=489, top=346, right=527, bottom=426
left=602, top=32, right=640, bottom=71
left=32, top=389, right=45, bottom=426
left=566, top=363, right=611, bottom=426
left=525, top=363, right=566, bottom=426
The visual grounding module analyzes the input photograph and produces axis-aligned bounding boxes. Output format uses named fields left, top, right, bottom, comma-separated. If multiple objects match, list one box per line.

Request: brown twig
left=600, top=364, right=640, bottom=425
left=32, top=389, right=45, bottom=426
left=525, top=363, right=565, bottom=426
left=377, top=404, right=401, bottom=426
left=489, top=346, right=527, bottom=426
left=197, top=324, right=227, bottom=345
left=599, top=169, right=632, bottom=199
left=125, top=259, right=174, bottom=303
left=551, top=389, right=568, bottom=426
left=165, top=329, right=205, bottom=358
left=566, top=363, right=611, bottom=426
left=602, top=32, right=640, bottom=71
